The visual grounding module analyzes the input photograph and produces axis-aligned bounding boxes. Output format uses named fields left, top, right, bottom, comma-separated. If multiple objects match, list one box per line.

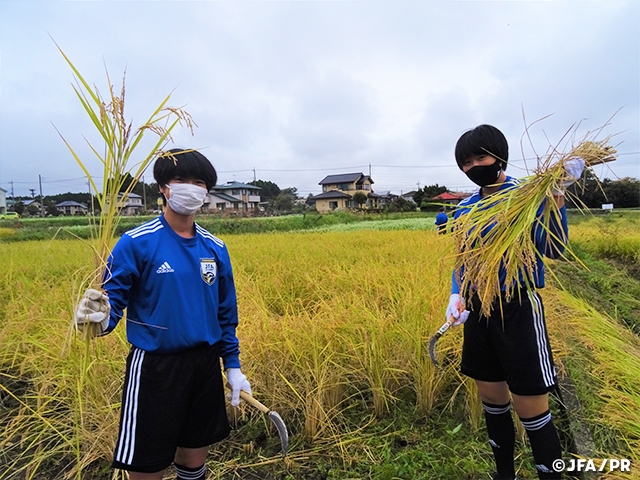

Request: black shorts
left=112, top=343, right=231, bottom=473
left=460, top=290, right=557, bottom=396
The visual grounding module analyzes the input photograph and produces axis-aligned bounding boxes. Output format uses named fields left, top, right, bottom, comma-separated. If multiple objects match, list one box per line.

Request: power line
left=1, top=150, right=637, bottom=190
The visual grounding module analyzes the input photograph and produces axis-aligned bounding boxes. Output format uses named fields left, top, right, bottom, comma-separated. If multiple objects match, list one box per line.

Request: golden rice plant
left=451, top=128, right=617, bottom=317
left=544, top=287, right=640, bottom=464
left=52, top=42, right=195, bottom=340
left=0, top=241, right=129, bottom=479
left=2, top=220, right=640, bottom=478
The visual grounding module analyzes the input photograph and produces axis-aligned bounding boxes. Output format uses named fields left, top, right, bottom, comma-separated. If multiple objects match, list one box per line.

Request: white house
left=0, top=187, right=6, bottom=214
left=206, top=182, right=261, bottom=212
left=117, top=192, right=144, bottom=216
left=56, top=200, right=89, bottom=216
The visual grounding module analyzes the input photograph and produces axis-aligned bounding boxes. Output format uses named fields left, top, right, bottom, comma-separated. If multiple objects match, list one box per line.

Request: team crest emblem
left=200, top=258, right=217, bottom=285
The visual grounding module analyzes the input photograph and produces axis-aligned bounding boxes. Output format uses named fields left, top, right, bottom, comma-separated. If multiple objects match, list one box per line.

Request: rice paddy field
left=1, top=211, right=639, bottom=479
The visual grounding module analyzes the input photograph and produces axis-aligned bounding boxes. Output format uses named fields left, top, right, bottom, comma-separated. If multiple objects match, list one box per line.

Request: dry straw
left=451, top=126, right=617, bottom=317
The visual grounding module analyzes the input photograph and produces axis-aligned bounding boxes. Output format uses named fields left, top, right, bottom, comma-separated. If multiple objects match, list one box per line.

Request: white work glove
left=226, top=368, right=252, bottom=407
left=555, top=157, right=586, bottom=195
left=74, top=288, right=110, bottom=333
left=446, top=293, right=470, bottom=327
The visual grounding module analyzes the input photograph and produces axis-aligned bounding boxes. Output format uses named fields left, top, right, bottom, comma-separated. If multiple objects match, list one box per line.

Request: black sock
left=520, top=410, right=562, bottom=479
left=174, top=463, right=206, bottom=480
left=483, top=401, right=516, bottom=479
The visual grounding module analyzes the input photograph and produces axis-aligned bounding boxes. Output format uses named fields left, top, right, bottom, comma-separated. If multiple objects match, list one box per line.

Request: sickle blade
left=428, top=333, right=443, bottom=369
left=267, top=410, right=289, bottom=456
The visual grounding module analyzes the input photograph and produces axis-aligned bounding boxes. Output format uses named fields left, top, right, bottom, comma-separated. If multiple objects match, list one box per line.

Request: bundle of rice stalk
left=52, top=43, right=195, bottom=341
left=451, top=133, right=616, bottom=318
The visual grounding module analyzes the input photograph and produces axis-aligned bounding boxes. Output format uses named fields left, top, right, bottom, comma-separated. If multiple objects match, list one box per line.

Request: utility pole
left=39, top=174, right=45, bottom=217
left=142, top=175, right=147, bottom=213
left=10, top=181, right=14, bottom=199
left=29, top=188, right=36, bottom=198
left=369, top=163, right=372, bottom=177
left=252, top=168, right=256, bottom=182
left=87, top=177, right=94, bottom=216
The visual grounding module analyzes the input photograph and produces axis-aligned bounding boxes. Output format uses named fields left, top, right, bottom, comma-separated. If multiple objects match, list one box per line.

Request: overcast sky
left=1, top=0, right=638, bottom=199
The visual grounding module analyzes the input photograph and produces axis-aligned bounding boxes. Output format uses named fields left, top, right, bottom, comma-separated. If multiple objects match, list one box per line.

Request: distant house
left=206, top=191, right=243, bottom=212
left=0, top=187, right=6, bottom=214
left=312, top=190, right=353, bottom=212
left=23, top=199, right=42, bottom=211
left=313, top=172, right=375, bottom=213
left=56, top=200, right=89, bottom=216
left=117, top=192, right=144, bottom=216
left=401, top=191, right=417, bottom=203
left=368, top=191, right=398, bottom=210
left=206, top=182, right=261, bottom=212
left=431, top=191, right=471, bottom=206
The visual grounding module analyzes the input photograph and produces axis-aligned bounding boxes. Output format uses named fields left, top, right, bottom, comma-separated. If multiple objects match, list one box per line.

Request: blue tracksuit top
left=451, top=176, right=568, bottom=296
left=102, top=214, right=241, bottom=369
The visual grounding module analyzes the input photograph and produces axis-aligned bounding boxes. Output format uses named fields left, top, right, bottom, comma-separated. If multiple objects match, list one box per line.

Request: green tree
left=249, top=180, right=280, bottom=202
left=45, top=201, right=62, bottom=217
left=13, top=201, right=25, bottom=215
left=272, top=187, right=298, bottom=213
left=26, top=204, right=40, bottom=216
left=413, top=184, right=448, bottom=205
left=305, top=193, right=316, bottom=206
left=352, top=192, right=368, bottom=208
left=384, top=197, right=416, bottom=213
left=603, top=177, right=640, bottom=208
left=566, top=171, right=640, bottom=209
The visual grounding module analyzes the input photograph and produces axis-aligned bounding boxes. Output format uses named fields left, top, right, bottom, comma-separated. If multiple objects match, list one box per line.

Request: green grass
left=0, top=211, right=437, bottom=242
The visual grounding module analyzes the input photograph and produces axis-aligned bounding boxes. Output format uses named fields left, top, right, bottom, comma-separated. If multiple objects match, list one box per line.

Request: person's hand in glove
left=446, top=293, right=469, bottom=327
left=226, top=368, right=252, bottom=407
left=554, top=157, right=586, bottom=195
left=75, top=288, right=110, bottom=333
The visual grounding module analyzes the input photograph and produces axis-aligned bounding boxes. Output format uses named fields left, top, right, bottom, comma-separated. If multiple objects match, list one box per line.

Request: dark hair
left=153, top=149, right=218, bottom=190
left=454, top=124, right=509, bottom=171
left=439, top=207, right=446, bottom=212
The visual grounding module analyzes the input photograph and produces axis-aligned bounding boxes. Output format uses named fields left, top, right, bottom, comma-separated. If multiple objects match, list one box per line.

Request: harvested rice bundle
left=451, top=135, right=616, bottom=318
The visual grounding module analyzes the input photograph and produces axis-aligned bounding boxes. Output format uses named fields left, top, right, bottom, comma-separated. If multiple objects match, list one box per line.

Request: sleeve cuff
left=222, top=355, right=241, bottom=370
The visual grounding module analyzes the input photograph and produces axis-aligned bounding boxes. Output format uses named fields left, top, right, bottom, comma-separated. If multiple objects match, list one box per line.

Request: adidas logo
left=156, top=262, right=174, bottom=274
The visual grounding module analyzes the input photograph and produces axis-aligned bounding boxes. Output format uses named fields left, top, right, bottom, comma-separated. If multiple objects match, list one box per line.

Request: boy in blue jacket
left=75, top=149, right=251, bottom=480
left=435, top=207, right=449, bottom=234
left=446, top=125, right=583, bottom=480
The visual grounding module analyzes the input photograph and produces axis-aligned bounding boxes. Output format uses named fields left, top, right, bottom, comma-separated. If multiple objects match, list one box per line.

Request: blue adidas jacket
left=102, top=215, right=241, bottom=369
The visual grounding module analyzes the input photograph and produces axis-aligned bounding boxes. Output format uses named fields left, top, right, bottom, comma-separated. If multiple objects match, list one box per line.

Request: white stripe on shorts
left=528, top=291, right=555, bottom=387
left=115, top=348, right=145, bottom=465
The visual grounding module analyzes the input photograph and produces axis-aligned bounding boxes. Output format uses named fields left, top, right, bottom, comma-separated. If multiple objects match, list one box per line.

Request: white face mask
left=165, top=183, right=207, bottom=215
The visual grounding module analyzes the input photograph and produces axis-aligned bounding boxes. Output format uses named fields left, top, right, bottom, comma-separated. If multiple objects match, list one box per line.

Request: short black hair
left=153, top=149, right=218, bottom=190
left=454, top=124, right=509, bottom=171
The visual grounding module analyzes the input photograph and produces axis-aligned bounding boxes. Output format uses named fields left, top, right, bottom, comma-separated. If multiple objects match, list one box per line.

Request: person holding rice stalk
left=446, top=125, right=584, bottom=480
left=74, top=149, right=252, bottom=480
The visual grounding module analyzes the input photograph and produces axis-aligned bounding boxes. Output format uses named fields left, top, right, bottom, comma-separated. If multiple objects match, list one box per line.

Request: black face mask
left=465, top=161, right=503, bottom=187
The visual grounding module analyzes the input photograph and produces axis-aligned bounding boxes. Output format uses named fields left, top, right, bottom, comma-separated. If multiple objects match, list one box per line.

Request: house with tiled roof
left=313, top=173, right=374, bottom=213
left=367, top=191, right=398, bottom=210
left=432, top=191, right=471, bottom=205
left=206, top=181, right=261, bottom=212
left=56, top=200, right=88, bottom=216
